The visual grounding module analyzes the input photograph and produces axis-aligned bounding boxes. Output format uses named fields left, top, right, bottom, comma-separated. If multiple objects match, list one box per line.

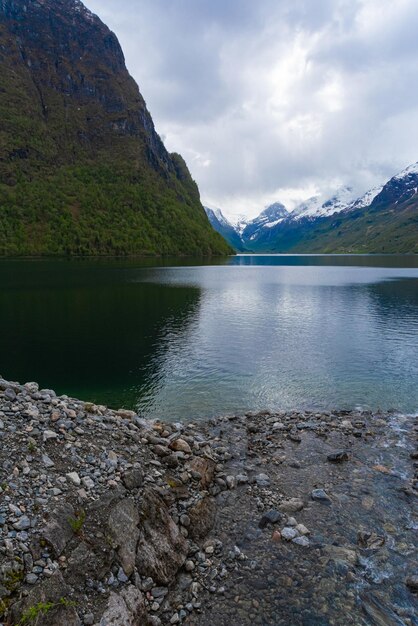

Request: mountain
left=204, top=207, right=247, bottom=251
left=240, top=203, right=289, bottom=247
left=292, top=186, right=355, bottom=220
left=215, top=165, right=418, bottom=253
left=0, top=0, right=232, bottom=256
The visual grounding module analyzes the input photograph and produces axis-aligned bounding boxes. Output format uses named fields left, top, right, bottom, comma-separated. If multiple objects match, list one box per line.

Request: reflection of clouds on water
left=137, top=264, right=418, bottom=420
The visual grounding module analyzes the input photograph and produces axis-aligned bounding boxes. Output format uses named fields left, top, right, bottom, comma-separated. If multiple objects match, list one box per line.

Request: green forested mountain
left=0, top=0, right=232, bottom=256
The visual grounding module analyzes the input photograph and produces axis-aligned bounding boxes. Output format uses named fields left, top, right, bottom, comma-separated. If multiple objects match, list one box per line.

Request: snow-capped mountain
left=241, top=202, right=289, bottom=242
left=204, top=207, right=247, bottom=251
left=292, top=186, right=355, bottom=220
left=205, top=161, right=418, bottom=254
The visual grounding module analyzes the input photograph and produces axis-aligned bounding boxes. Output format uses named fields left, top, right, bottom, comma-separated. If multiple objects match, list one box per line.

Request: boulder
left=122, top=468, right=144, bottom=491
left=96, top=586, right=146, bottom=626
left=187, top=457, right=216, bottom=489
left=41, top=503, right=76, bottom=556
left=187, top=496, right=217, bottom=540
left=136, top=490, right=188, bottom=585
left=108, top=498, right=140, bottom=576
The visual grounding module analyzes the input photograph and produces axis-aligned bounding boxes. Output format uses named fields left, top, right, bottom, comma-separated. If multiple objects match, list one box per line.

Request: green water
left=1, top=255, right=417, bottom=420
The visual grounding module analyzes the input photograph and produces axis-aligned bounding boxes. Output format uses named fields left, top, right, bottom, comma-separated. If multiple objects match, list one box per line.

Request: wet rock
left=187, top=456, right=216, bottom=489
left=41, top=503, right=76, bottom=556
left=108, top=498, right=140, bottom=576
left=255, top=473, right=270, bottom=487
left=327, top=450, right=350, bottom=463
left=405, top=575, right=418, bottom=592
left=361, top=592, right=406, bottom=626
left=295, top=524, right=309, bottom=535
left=311, top=488, right=331, bottom=503
left=278, top=498, right=304, bottom=513
left=97, top=585, right=146, bottom=625
left=324, top=545, right=358, bottom=565
left=188, top=496, right=217, bottom=540
left=258, top=510, right=282, bottom=529
left=135, top=489, right=188, bottom=584
left=292, top=536, right=310, bottom=547
left=357, top=531, right=385, bottom=550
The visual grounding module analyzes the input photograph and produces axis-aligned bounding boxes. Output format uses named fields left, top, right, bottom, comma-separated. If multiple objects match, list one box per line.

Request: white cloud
left=85, top=0, right=418, bottom=218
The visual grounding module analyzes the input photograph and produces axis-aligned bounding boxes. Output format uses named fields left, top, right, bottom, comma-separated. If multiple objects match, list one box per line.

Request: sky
left=85, top=0, right=418, bottom=220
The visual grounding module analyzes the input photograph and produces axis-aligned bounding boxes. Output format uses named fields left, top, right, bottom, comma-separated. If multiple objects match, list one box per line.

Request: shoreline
left=0, top=377, right=417, bottom=625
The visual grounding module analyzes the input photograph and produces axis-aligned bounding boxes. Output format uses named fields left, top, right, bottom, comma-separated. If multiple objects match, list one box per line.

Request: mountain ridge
left=207, top=164, right=418, bottom=254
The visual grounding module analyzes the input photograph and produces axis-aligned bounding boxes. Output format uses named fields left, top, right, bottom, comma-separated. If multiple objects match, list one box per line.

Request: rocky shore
left=0, top=377, right=417, bottom=626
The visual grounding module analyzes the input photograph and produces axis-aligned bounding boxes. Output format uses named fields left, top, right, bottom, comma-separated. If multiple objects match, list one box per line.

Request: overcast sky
left=85, top=0, right=418, bottom=219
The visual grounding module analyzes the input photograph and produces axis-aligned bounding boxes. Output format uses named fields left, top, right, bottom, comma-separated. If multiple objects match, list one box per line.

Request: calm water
left=1, top=255, right=418, bottom=420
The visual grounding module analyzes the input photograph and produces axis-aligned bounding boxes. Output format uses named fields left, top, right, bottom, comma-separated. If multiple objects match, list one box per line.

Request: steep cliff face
left=0, top=0, right=232, bottom=255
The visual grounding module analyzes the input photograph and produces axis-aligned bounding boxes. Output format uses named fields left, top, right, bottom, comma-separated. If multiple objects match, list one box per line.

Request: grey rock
left=278, top=498, right=304, bottom=513
left=26, top=573, right=38, bottom=584
left=292, top=536, right=310, bottom=547
left=135, top=489, right=188, bottom=585
left=281, top=527, right=299, bottom=541
left=122, top=468, right=144, bottom=490
left=259, top=509, right=282, bottom=529
left=327, top=450, right=350, bottom=463
left=4, top=388, right=16, bottom=402
left=255, top=473, right=270, bottom=487
left=11, top=571, right=81, bottom=626
left=405, top=575, right=418, bottom=591
left=42, top=454, right=55, bottom=468
left=108, top=498, right=139, bottom=576
left=41, top=503, right=75, bottom=556
left=13, top=516, right=31, bottom=531
left=311, top=489, right=331, bottom=502
left=188, top=496, right=217, bottom=540
left=43, top=430, right=58, bottom=443
left=98, top=585, right=146, bottom=626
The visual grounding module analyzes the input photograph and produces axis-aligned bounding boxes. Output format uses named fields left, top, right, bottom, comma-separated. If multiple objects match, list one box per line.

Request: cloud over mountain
left=86, top=0, right=418, bottom=218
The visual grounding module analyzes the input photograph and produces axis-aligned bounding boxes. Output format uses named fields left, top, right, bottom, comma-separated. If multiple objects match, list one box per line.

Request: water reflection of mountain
left=0, top=261, right=201, bottom=409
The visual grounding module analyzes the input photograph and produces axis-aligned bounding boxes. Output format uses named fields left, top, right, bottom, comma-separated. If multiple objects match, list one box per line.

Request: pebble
left=13, top=516, right=31, bottom=531
left=311, top=488, right=331, bottom=502
left=255, top=473, right=270, bottom=487
left=66, top=471, right=81, bottom=486
left=292, top=536, right=310, bottom=547
left=281, top=527, right=299, bottom=541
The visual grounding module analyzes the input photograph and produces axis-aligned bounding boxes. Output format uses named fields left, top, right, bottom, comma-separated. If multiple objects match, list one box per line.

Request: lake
left=1, top=255, right=418, bottom=421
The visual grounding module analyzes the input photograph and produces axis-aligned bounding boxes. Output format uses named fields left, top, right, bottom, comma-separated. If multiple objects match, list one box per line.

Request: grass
left=68, top=509, right=86, bottom=535
left=19, top=598, right=76, bottom=625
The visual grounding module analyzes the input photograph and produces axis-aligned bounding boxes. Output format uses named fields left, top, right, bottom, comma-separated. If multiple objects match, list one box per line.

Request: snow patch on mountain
left=292, top=187, right=355, bottom=220
left=393, top=161, right=418, bottom=180
left=348, top=185, right=383, bottom=211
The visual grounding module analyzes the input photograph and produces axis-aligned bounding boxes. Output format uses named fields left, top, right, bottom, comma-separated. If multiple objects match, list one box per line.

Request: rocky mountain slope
left=209, top=165, right=418, bottom=253
left=0, top=0, right=232, bottom=256
left=204, top=207, right=247, bottom=252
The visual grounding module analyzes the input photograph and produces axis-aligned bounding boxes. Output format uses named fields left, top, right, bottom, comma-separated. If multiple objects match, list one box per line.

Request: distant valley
left=205, top=163, right=418, bottom=253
